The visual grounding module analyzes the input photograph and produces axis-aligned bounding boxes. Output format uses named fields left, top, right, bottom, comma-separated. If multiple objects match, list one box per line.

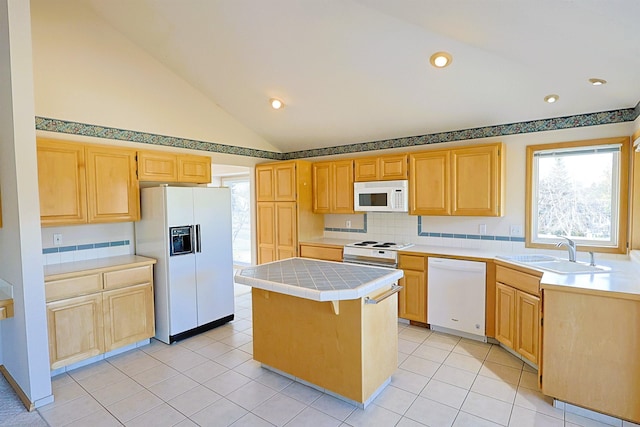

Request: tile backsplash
left=324, top=212, right=528, bottom=254
left=41, top=222, right=135, bottom=265
left=42, top=240, right=132, bottom=265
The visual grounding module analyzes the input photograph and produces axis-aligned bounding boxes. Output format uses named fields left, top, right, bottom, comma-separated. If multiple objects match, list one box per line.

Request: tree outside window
left=526, top=137, right=629, bottom=253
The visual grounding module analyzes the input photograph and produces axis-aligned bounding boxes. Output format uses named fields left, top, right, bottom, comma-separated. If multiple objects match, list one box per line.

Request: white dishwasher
left=427, top=257, right=487, bottom=342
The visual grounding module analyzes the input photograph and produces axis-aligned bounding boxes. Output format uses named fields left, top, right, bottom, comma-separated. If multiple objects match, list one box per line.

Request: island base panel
left=251, top=288, right=397, bottom=404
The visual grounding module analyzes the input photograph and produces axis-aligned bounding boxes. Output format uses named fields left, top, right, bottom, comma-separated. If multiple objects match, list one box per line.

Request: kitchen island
left=235, top=257, right=403, bottom=408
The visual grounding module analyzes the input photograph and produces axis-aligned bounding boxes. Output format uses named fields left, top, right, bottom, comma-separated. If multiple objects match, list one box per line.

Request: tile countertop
left=234, top=257, right=403, bottom=302
left=44, top=254, right=157, bottom=280
left=300, top=238, right=640, bottom=300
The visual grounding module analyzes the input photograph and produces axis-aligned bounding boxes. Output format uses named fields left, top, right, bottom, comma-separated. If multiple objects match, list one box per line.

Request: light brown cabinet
left=495, top=282, right=516, bottom=348
left=256, top=161, right=323, bottom=264
left=37, top=139, right=88, bottom=226
left=495, top=264, right=542, bottom=366
left=275, top=201, right=298, bottom=260
left=103, top=282, right=155, bottom=352
left=45, top=257, right=155, bottom=369
left=177, top=154, right=211, bottom=183
left=299, top=242, right=343, bottom=262
left=86, top=145, right=139, bottom=224
left=409, top=150, right=450, bottom=215
left=37, top=139, right=140, bottom=226
left=451, top=144, right=503, bottom=216
left=542, top=288, right=640, bottom=423
left=137, top=151, right=211, bottom=183
left=137, top=151, right=178, bottom=182
left=312, top=160, right=354, bottom=213
left=354, top=154, right=408, bottom=182
left=256, top=162, right=297, bottom=202
left=398, top=253, right=427, bottom=323
left=409, top=143, right=504, bottom=216
left=47, top=293, right=105, bottom=369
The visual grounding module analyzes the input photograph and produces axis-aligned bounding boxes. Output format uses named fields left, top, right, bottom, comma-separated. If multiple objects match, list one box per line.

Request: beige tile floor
left=3, top=284, right=638, bottom=427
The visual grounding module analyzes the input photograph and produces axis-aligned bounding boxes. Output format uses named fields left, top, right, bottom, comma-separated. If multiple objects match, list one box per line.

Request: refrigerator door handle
left=195, top=224, right=202, bottom=253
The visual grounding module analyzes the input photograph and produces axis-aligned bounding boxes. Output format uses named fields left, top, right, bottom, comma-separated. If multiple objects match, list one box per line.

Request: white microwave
left=354, top=180, right=409, bottom=212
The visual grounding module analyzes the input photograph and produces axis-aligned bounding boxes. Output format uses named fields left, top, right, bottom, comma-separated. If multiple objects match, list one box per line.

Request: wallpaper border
left=35, top=104, right=638, bottom=161
left=35, top=117, right=284, bottom=160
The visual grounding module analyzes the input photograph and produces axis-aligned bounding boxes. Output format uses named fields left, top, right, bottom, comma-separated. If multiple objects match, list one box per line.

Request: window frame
left=525, top=136, right=630, bottom=254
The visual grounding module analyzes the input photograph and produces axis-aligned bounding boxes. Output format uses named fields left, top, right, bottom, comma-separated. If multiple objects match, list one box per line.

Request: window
left=221, top=175, right=252, bottom=265
left=526, top=137, right=630, bottom=253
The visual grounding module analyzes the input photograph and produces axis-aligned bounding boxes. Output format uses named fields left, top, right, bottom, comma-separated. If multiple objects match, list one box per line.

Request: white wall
left=29, top=0, right=275, bottom=267
left=323, top=122, right=634, bottom=259
left=0, top=0, right=53, bottom=407
left=29, top=0, right=280, bottom=155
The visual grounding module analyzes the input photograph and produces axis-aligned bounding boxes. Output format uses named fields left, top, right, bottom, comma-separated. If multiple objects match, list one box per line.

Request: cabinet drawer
left=399, top=254, right=426, bottom=271
left=496, top=265, right=540, bottom=296
left=104, top=265, right=153, bottom=290
left=46, top=274, right=103, bottom=302
left=299, top=244, right=343, bottom=262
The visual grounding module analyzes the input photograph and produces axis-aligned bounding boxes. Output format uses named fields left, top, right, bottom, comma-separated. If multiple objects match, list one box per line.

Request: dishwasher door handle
left=365, top=285, right=402, bottom=304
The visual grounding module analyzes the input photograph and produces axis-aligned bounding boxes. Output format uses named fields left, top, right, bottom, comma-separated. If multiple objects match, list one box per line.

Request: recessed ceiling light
left=429, top=51, right=452, bottom=68
left=270, top=98, right=284, bottom=109
left=544, top=94, right=559, bottom=103
left=588, top=78, right=607, bottom=86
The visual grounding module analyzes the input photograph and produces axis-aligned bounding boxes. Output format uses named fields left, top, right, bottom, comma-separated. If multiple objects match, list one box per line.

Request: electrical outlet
left=510, top=225, right=523, bottom=236
left=345, top=220, right=352, bottom=228
left=53, top=233, right=62, bottom=246
left=479, top=224, right=487, bottom=235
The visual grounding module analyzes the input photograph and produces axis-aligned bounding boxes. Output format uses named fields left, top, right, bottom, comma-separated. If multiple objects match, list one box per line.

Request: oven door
left=343, top=247, right=398, bottom=268
left=169, top=225, right=194, bottom=256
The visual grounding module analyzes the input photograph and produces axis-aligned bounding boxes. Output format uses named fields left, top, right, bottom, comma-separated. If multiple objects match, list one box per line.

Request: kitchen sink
left=501, top=254, right=557, bottom=263
left=498, top=255, right=611, bottom=274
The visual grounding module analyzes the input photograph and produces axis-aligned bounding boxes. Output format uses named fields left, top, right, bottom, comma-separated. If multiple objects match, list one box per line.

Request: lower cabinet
left=47, top=294, right=105, bottom=369
left=495, top=264, right=542, bottom=366
left=398, top=253, right=427, bottom=323
left=103, top=283, right=155, bottom=352
left=45, top=258, right=156, bottom=370
left=299, top=243, right=343, bottom=262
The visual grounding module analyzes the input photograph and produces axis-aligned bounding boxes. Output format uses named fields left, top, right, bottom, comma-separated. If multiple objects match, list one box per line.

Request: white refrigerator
left=135, top=186, right=235, bottom=344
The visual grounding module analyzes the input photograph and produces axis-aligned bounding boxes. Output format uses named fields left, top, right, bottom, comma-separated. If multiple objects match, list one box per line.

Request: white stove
left=343, top=241, right=414, bottom=268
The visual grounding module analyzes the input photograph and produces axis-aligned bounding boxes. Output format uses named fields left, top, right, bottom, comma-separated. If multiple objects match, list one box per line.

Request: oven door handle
left=365, top=284, right=402, bottom=304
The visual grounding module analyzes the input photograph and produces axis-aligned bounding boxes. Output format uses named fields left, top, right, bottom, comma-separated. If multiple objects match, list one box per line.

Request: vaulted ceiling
left=73, top=1, right=640, bottom=152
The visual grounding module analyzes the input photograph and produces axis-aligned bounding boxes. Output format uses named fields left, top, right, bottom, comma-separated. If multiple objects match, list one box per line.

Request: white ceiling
left=86, top=0, right=640, bottom=153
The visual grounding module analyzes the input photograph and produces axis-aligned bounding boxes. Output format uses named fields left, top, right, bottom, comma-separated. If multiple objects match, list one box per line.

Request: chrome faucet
left=556, top=236, right=577, bottom=262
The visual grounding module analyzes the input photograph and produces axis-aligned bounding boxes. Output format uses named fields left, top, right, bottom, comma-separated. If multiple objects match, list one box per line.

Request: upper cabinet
left=37, top=138, right=139, bottom=226
left=177, top=154, right=211, bottom=183
left=410, top=143, right=504, bottom=217
left=137, top=151, right=178, bottom=182
left=312, top=160, right=354, bottom=214
left=38, top=139, right=88, bottom=226
left=451, top=144, right=504, bottom=216
left=137, top=151, right=211, bottom=184
left=85, top=145, right=139, bottom=224
left=354, top=154, right=408, bottom=182
left=38, top=140, right=214, bottom=227
left=256, top=162, right=297, bottom=201
left=409, top=150, right=451, bottom=216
